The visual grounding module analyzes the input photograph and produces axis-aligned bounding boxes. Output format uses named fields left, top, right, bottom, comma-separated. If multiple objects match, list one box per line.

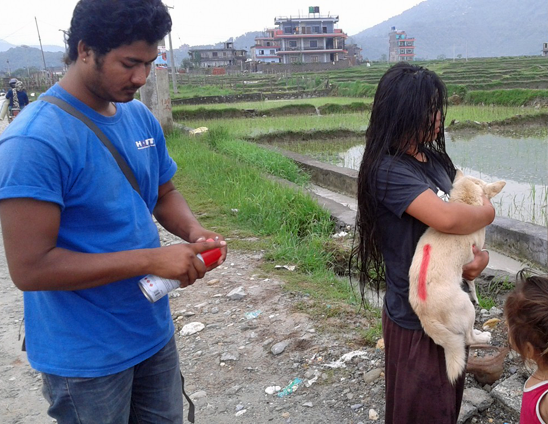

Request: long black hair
left=65, top=0, right=172, bottom=64
left=353, top=62, right=455, bottom=301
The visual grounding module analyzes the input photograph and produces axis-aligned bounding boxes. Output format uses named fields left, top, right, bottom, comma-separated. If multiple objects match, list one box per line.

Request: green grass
left=173, top=97, right=372, bottom=111
left=203, top=126, right=309, bottom=185
left=165, top=128, right=372, bottom=321
left=178, top=104, right=540, bottom=139
left=180, top=113, right=368, bottom=139
left=477, top=292, right=496, bottom=311
left=446, top=105, right=541, bottom=122
left=466, top=89, right=548, bottom=106
left=168, top=130, right=338, bottom=274
left=172, top=84, right=236, bottom=99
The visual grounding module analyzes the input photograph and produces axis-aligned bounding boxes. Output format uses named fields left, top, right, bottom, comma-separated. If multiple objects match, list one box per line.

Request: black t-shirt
left=376, top=151, right=454, bottom=330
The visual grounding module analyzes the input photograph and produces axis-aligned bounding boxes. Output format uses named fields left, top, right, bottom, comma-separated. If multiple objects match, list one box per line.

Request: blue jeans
left=41, top=336, right=183, bottom=424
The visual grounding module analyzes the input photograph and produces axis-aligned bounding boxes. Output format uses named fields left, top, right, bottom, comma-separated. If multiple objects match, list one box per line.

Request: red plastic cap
left=199, top=248, right=222, bottom=267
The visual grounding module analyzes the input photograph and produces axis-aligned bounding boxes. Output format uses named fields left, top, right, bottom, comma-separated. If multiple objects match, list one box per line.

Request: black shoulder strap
left=40, top=95, right=141, bottom=195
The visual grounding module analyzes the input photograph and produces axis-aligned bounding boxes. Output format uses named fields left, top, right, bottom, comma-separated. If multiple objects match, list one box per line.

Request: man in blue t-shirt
left=0, top=1, right=227, bottom=423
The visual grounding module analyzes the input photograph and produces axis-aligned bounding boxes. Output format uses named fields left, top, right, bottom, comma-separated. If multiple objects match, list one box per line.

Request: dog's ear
left=454, top=169, right=464, bottom=183
left=484, top=181, right=506, bottom=198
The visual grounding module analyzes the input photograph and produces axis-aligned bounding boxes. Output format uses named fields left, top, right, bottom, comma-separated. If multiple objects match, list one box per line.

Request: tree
left=181, top=58, right=193, bottom=69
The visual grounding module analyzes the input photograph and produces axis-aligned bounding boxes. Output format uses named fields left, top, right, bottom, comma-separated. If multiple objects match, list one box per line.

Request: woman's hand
left=462, top=245, right=489, bottom=281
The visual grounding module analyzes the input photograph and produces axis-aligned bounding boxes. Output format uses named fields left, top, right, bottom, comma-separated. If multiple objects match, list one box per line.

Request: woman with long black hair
left=354, top=62, right=495, bottom=423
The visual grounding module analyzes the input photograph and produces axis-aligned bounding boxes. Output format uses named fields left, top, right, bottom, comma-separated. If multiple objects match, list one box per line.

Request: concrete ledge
left=267, top=145, right=548, bottom=271
left=487, top=216, right=547, bottom=270
left=264, top=146, right=358, bottom=198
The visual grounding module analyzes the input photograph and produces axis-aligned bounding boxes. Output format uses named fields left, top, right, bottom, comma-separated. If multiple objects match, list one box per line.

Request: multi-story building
left=543, top=42, right=548, bottom=57
left=345, top=44, right=363, bottom=66
left=272, top=8, right=347, bottom=64
left=188, top=42, right=247, bottom=68
left=251, top=29, right=281, bottom=63
left=388, top=27, right=416, bottom=62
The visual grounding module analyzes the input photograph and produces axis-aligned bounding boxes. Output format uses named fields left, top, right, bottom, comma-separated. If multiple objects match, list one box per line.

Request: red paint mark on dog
left=418, top=244, right=431, bottom=301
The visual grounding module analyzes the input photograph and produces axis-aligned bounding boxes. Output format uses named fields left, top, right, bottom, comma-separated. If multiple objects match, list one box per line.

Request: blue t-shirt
left=376, top=152, right=454, bottom=330
left=0, top=84, right=178, bottom=377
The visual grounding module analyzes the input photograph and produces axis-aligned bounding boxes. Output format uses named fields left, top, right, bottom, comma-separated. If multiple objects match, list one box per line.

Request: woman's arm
left=406, top=189, right=495, bottom=235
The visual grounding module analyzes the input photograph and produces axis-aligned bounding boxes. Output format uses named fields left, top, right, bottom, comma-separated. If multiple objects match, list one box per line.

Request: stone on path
left=227, top=286, right=246, bottom=300
left=271, top=340, right=290, bottom=355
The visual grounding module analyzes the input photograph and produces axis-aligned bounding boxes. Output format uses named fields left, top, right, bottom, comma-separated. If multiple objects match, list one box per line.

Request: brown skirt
left=382, top=309, right=465, bottom=424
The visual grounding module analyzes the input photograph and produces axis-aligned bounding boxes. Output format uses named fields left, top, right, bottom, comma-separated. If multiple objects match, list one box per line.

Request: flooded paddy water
left=272, top=132, right=547, bottom=227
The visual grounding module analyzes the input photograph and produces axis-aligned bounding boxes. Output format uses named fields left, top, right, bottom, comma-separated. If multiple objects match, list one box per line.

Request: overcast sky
left=1, top=0, right=423, bottom=48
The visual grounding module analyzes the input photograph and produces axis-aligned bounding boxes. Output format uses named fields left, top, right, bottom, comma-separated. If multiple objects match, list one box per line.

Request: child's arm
left=539, top=391, right=548, bottom=422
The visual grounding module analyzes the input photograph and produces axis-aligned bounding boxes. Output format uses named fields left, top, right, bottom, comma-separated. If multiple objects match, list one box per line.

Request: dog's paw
left=470, top=329, right=492, bottom=344
left=479, top=331, right=492, bottom=344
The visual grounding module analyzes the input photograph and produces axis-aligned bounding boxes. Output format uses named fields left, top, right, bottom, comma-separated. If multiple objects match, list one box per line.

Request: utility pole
left=59, top=29, right=69, bottom=72
left=35, top=17, right=49, bottom=86
left=166, top=5, right=178, bottom=94
left=167, top=31, right=178, bottom=94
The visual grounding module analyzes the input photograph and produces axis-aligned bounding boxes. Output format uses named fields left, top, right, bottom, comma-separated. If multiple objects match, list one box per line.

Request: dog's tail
left=421, top=319, right=466, bottom=385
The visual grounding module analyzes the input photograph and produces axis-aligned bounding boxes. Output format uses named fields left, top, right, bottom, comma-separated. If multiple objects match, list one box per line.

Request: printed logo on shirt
left=135, top=138, right=156, bottom=150
left=437, top=188, right=450, bottom=202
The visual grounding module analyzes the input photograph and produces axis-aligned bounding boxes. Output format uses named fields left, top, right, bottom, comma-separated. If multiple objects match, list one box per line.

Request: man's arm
left=0, top=197, right=224, bottom=291
left=153, top=180, right=227, bottom=267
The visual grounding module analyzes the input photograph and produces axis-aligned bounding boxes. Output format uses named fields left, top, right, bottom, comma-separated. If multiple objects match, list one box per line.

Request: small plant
left=477, top=292, right=497, bottom=310
left=360, top=319, right=383, bottom=346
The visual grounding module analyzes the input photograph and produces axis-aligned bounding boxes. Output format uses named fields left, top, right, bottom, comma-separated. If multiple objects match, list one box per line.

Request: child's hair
left=504, top=271, right=548, bottom=367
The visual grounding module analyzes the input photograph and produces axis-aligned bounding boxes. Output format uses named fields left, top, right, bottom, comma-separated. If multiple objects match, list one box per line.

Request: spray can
left=139, top=244, right=222, bottom=303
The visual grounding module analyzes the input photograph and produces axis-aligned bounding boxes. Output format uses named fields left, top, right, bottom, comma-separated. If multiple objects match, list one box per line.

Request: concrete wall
left=139, top=67, right=173, bottom=133
left=271, top=146, right=548, bottom=271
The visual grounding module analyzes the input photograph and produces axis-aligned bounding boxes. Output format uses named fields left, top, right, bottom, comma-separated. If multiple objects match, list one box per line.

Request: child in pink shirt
left=505, top=272, right=548, bottom=424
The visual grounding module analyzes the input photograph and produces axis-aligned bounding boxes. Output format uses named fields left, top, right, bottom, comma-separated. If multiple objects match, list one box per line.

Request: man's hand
left=150, top=239, right=227, bottom=287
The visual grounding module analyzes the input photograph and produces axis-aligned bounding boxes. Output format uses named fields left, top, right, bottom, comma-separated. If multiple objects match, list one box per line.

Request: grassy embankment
left=167, top=128, right=381, bottom=340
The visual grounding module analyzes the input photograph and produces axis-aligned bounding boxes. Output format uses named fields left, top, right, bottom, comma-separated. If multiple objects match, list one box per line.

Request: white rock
left=190, top=390, right=207, bottom=400
left=265, top=386, right=281, bottom=395
left=180, top=322, right=205, bottom=336
left=369, top=409, right=379, bottom=420
left=227, top=286, right=246, bottom=300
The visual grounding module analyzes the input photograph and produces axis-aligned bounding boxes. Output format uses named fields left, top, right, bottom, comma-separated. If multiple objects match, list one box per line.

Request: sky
left=0, top=0, right=423, bottom=49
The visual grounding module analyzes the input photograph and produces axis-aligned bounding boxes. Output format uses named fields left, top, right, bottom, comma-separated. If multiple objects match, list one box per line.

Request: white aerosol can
left=139, top=244, right=222, bottom=303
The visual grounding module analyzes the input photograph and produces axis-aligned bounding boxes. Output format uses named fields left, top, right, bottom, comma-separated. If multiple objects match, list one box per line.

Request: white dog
left=409, top=170, right=505, bottom=384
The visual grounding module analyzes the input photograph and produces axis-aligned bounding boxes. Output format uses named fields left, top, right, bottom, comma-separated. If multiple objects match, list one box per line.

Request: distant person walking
left=5, top=78, right=29, bottom=118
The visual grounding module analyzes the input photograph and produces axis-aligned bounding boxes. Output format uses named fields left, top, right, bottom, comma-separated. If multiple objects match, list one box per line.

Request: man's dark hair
left=65, top=0, right=172, bottom=64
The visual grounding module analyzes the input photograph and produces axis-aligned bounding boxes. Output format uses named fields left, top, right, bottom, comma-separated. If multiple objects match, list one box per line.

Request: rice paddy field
left=173, top=56, right=548, bottom=227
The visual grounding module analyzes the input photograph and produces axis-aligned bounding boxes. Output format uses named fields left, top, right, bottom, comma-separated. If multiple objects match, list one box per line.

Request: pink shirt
left=521, top=378, right=548, bottom=424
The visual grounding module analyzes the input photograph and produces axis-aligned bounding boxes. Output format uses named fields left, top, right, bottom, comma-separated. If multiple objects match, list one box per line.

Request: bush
left=465, top=89, right=548, bottom=106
